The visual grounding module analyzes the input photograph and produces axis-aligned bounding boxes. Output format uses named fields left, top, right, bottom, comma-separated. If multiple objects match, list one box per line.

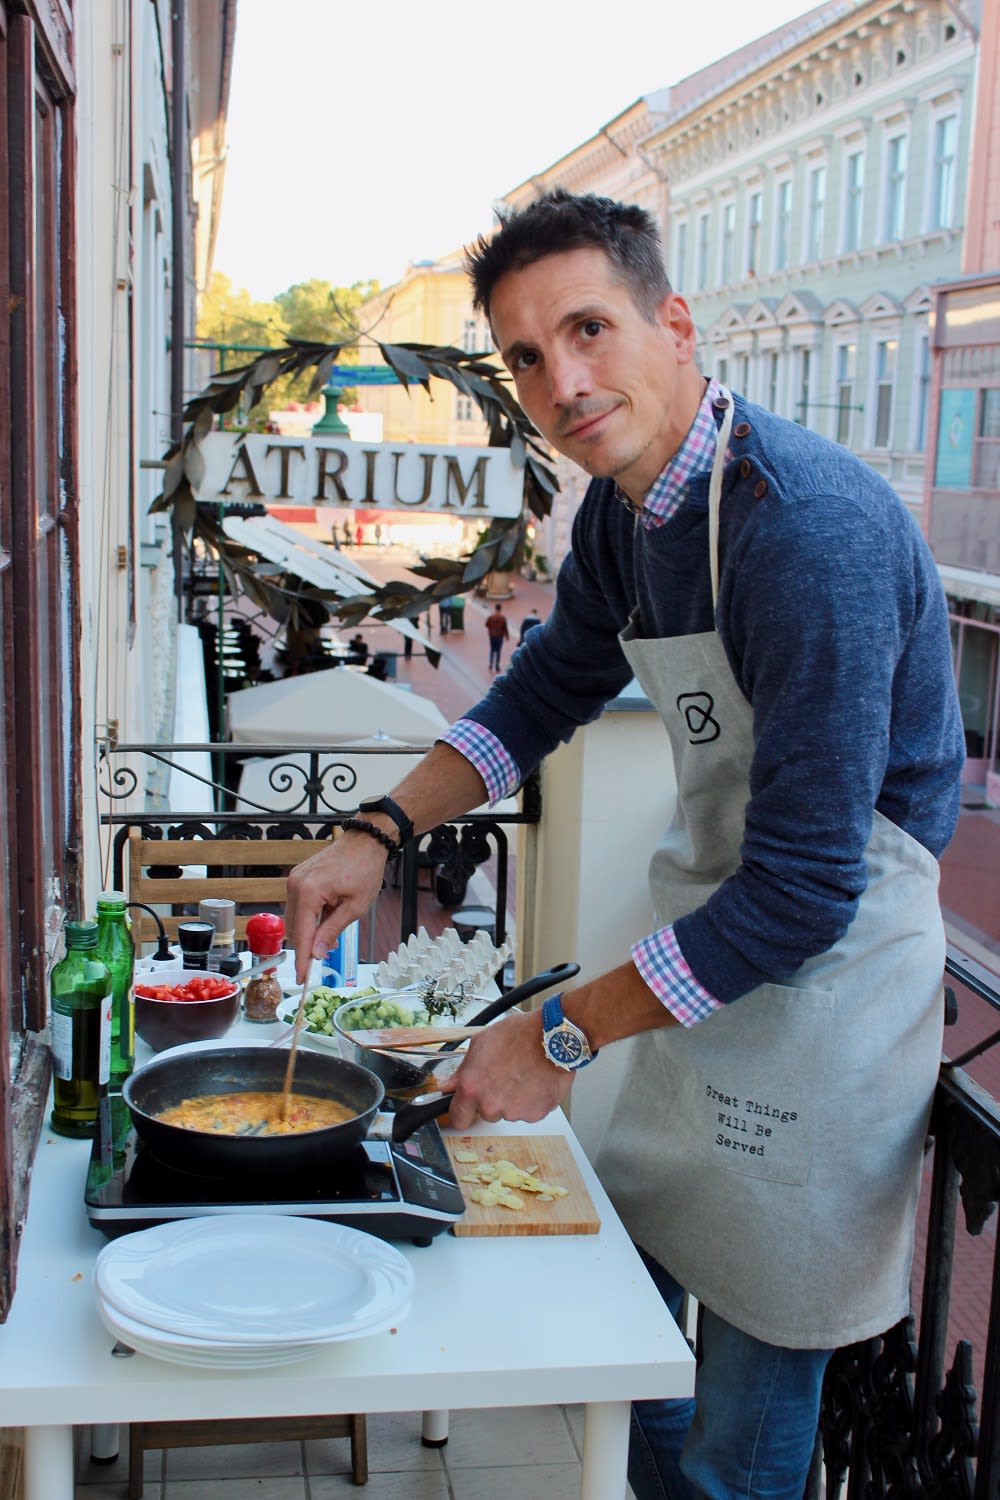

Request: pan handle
left=387, top=1092, right=454, bottom=1141
left=387, top=962, right=582, bottom=1140
left=438, top=960, right=580, bottom=1054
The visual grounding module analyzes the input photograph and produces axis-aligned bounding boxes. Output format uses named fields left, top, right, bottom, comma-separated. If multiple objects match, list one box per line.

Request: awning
left=222, top=514, right=437, bottom=656
left=226, top=667, right=449, bottom=747
left=938, top=563, right=1000, bottom=610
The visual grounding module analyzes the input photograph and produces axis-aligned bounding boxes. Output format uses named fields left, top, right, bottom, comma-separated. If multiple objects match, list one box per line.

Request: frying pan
left=122, top=961, right=579, bottom=1175
left=335, top=961, right=581, bottom=1098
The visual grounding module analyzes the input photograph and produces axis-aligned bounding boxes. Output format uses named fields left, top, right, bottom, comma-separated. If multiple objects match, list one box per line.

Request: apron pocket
left=665, top=982, right=833, bottom=1188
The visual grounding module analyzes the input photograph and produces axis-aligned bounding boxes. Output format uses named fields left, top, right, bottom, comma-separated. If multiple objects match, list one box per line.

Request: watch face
left=548, top=1028, right=585, bottom=1066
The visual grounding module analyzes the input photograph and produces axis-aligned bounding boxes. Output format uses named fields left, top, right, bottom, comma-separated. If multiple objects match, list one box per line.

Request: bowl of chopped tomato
left=134, top=968, right=241, bottom=1052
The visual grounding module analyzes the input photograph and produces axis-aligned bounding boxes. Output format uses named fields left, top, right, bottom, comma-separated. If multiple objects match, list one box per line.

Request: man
left=287, top=191, right=963, bottom=1500
left=518, top=607, right=542, bottom=643
left=484, top=603, right=510, bottom=672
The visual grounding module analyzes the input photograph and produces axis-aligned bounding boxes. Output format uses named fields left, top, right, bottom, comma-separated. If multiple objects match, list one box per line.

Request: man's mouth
left=559, top=406, right=615, bottom=442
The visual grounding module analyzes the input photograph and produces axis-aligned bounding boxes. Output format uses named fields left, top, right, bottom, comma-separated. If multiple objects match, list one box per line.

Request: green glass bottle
left=95, top=890, right=135, bottom=1088
left=50, top=920, right=112, bottom=1138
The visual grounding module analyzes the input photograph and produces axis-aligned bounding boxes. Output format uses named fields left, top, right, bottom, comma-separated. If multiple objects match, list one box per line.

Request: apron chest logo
left=676, top=691, right=720, bottom=744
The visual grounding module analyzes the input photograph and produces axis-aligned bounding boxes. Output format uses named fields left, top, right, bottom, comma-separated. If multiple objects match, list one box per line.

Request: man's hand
left=285, top=834, right=387, bottom=983
left=439, top=1009, right=573, bottom=1130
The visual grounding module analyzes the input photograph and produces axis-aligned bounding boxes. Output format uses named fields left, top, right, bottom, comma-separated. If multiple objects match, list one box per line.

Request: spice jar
left=243, top=912, right=286, bottom=1023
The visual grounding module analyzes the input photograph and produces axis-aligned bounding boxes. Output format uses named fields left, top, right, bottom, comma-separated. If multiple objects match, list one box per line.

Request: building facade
left=0, top=0, right=234, bottom=1318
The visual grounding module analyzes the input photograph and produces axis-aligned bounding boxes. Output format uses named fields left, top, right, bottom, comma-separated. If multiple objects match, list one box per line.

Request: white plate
left=94, top=1214, right=413, bottom=1345
left=95, top=1295, right=410, bottom=1370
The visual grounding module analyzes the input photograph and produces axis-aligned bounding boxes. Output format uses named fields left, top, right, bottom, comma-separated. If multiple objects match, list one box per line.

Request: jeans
left=628, top=1249, right=832, bottom=1500
left=488, top=639, right=503, bottom=670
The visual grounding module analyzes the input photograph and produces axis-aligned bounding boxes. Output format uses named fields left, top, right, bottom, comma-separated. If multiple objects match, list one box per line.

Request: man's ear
left=656, top=292, right=698, bottom=364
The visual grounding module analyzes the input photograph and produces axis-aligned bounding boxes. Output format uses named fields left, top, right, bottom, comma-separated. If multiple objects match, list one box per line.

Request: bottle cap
left=245, top=912, right=285, bottom=956
left=97, top=890, right=127, bottom=903
left=65, top=919, right=99, bottom=948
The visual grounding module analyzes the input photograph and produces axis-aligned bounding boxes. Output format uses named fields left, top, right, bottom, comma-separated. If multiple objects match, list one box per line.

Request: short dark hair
left=465, top=189, right=672, bottom=323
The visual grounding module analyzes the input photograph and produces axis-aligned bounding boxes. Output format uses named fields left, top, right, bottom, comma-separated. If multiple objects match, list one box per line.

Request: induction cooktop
left=85, top=1095, right=466, bottom=1246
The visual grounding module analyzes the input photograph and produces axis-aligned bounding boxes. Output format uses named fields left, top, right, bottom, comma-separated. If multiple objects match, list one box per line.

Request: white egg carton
left=373, top=925, right=514, bottom=1000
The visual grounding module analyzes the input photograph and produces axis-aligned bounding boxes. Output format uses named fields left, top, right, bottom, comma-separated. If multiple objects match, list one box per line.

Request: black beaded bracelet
left=341, top=816, right=402, bottom=859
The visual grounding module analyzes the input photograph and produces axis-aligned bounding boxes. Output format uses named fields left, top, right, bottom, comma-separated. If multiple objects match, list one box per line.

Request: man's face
left=489, top=247, right=702, bottom=504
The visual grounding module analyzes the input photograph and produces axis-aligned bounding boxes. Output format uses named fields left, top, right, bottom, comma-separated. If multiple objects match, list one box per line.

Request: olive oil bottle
left=50, top=920, right=112, bottom=1138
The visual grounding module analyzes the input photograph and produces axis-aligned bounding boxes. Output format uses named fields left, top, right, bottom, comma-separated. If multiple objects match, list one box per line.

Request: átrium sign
left=199, top=433, right=523, bottom=517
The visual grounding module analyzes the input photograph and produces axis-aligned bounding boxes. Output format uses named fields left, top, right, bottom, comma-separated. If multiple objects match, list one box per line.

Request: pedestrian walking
left=485, top=604, right=510, bottom=672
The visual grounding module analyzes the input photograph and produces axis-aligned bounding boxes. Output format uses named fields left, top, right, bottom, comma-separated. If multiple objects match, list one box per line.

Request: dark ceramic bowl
left=133, top=968, right=241, bottom=1053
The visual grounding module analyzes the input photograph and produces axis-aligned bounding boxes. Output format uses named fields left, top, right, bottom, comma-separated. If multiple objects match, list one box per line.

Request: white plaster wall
left=517, top=691, right=677, bottom=1159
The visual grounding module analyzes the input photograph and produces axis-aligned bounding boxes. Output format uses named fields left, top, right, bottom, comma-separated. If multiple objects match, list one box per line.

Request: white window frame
left=834, top=341, right=857, bottom=445
left=720, top=200, right=736, bottom=284
left=842, top=146, right=866, bottom=252
left=674, top=219, right=689, bottom=292
left=773, top=177, right=792, bottom=272
left=927, top=106, right=959, bottom=230
left=911, top=330, right=931, bottom=452
left=696, top=211, right=710, bottom=290
left=871, top=336, right=898, bottom=449
left=882, top=128, right=909, bottom=243
left=746, top=190, right=763, bottom=275
left=805, top=162, right=827, bottom=262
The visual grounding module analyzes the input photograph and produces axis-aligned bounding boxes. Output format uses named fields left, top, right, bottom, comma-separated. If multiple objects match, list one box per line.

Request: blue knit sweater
left=461, top=394, right=965, bottom=1003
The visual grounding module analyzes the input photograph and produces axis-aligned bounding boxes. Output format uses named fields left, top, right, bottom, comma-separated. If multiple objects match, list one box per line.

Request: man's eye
left=513, top=350, right=538, bottom=372
left=580, top=320, right=603, bottom=339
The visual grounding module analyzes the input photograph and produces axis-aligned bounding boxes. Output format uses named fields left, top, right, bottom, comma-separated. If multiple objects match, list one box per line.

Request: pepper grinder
left=177, top=920, right=216, bottom=971
left=243, top=912, right=286, bottom=1022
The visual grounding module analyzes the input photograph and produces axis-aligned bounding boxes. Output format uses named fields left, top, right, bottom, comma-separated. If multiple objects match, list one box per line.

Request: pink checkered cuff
left=632, top=926, right=723, bottom=1027
left=438, top=719, right=521, bottom=805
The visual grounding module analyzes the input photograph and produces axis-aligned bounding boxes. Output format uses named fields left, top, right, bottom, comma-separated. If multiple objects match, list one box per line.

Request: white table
left=0, top=1030, right=693, bottom=1499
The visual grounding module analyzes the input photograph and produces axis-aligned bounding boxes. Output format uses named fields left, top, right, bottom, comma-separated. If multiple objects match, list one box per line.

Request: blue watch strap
left=542, top=994, right=564, bottom=1031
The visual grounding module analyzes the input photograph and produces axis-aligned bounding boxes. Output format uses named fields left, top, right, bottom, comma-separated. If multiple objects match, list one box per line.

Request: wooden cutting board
left=444, top=1134, right=601, bottom=1236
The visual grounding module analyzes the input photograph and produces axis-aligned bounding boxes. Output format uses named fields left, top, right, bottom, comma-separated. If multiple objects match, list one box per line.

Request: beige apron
left=594, top=394, right=944, bottom=1348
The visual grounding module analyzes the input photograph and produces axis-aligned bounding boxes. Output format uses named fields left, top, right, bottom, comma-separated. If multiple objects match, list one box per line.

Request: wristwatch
left=541, top=994, right=598, bottom=1071
left=357, top=794, right=415, bottom=851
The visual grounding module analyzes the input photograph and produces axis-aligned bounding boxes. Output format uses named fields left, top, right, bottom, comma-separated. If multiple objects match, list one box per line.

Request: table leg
left=23, top=1424, right=74, bottom=1500
left=580, top=1400, right=630, bottom=1500
left=421, top=1409, right=449, bottom=1446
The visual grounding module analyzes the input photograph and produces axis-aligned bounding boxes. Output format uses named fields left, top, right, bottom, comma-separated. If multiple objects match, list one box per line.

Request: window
left=873, top=339, right=897, bottom=448
left=721, top=202, right=736, bottom=284
left=747, top=191, right=762, bottom=274
left=914, top=334, right=931, bottom=451
left=768, top=352, right=781, bottom=411
left=836, top=343, right=857, bottom=444
left=674, top=221, right=688, bottom=291
left=931, top=113, right=958, bottom=229
left=884, top=133, right=908, bottom=241
left=455, top=394, right=474, bottom=423
left=461, top=318, right=490, bottom=354
left=696, top=212, right=710, bottom=290
left=844, top=149, right=865, bottom=251
left=737, top=352, right=750, bottom=398
left=774, top=180, right=792, bottom=271
left=1, top=2, right=81, bottom=1320
left=806, top=164, right=826, bottom=260
left=717, top=357, right=729, bottom=389
left=797, top=348, right=812, bottom=425
left=974, top=389, right=1000, bottom=489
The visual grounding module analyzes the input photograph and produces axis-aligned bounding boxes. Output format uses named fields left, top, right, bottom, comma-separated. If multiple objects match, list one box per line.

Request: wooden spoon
left=347, top=1023, right=486, bottom=1050
left=279, top=975, right=311, bottom=1122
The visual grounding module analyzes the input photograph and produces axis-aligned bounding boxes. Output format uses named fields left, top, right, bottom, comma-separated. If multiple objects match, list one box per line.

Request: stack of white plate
left=93, top=1214, right=414, bottom=1369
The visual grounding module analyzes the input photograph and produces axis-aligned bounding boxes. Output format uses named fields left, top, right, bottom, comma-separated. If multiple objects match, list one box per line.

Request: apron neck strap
left=709, top=388, right=735, bottom=611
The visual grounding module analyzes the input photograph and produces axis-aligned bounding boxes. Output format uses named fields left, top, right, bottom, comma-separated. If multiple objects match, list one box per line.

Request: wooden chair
left=126, top=832, right=332, bottom=950
left=128, top=1414, right=368, bottom=1496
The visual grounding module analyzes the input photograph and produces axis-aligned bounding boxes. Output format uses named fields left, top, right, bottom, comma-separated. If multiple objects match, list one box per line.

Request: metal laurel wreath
left=152, top=337, right=559, bottom=642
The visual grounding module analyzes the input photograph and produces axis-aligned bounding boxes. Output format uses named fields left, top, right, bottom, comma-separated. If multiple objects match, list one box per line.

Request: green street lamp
left=313, top=376, right=351, bottom=435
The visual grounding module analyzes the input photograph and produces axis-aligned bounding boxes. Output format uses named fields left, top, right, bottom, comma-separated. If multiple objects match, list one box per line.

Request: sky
left=213, top=0, right=825, bottom=299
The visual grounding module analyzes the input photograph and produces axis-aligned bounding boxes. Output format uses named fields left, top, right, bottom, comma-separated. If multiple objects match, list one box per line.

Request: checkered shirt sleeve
left=632, top=926, right=723, bottom=1027
left=438, top=718, right=521, bottom=805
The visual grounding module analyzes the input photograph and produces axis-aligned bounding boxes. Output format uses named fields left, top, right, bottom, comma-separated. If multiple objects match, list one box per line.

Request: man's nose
left=547, top=349, right=592, bottom=406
